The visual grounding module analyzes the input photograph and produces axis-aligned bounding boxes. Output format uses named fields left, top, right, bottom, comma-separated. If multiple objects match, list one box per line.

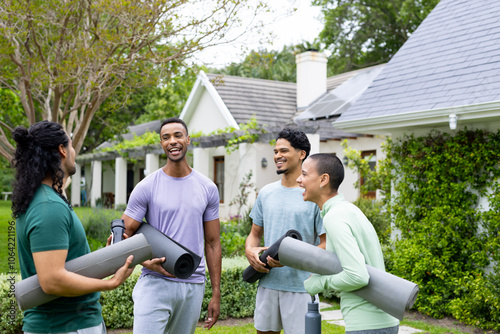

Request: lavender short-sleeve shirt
left=124, top=168, right=219, bottom=283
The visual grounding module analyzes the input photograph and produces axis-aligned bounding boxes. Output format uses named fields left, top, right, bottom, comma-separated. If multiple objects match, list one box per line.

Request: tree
left=313, top=0, right=440, bottom=74
left=214, top=42, right=322, bottom=82
left=0, top=0, right=266, bottom=161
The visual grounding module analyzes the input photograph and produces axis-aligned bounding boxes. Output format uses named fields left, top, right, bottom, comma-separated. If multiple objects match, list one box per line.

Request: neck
left=41, top=174, right=68, bottom=191
left=280, top=168, right=301, bottom=188
left=163, top=160, right=192, bottom=178
left=317, top=191, right=338, bottom=210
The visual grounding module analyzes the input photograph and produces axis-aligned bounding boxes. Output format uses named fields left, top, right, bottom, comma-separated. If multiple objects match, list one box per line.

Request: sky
left=193, top=0, right=324, bottom=68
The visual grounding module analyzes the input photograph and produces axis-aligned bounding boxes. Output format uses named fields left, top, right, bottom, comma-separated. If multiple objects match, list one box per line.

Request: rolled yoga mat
left=135, top=223, right=202, bottom=279
left=15, top=233, right=152, bottom=311
left=242, top=229, right=302, bottom=283
left=278, top=237, right=419, bottom=321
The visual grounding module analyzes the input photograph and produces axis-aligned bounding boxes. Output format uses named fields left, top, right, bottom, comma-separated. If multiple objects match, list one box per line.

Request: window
left=214, top=156, right=224, bottom=203
left=360, top=150, right=376, bottom=199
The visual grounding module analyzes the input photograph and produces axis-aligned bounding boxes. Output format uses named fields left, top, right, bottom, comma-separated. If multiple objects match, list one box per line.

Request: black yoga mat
left=278, top=237, right=419, bottom=320
left=135, top=223, right=202, bottom=279
left=242, top=229, right=302, bottom=283
left=15, top=234, right=152, bottom=311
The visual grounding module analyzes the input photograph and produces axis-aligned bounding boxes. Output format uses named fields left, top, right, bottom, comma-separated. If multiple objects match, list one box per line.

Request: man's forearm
left=205, top=242, right=221, bottom=297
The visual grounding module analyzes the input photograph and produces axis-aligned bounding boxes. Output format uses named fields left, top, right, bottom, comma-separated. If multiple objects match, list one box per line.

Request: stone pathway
left=319, top=302, right=423, bottom=334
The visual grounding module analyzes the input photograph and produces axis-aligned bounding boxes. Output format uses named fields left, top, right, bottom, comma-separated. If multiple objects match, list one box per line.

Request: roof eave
left=334, top=100, right=500, bottom=134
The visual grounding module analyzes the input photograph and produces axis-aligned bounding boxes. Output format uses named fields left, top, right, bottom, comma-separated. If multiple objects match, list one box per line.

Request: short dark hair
left=308, top=153, right=344, bottom=191
left=161, top=117, right=189, bottom=135
left=11, top=121, right=71, bottom=217
left=276, top=128, right=311, bottom=160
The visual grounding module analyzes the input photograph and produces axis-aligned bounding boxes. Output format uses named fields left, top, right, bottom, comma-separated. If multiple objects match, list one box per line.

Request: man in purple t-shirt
left=122, top=117, right=221, bottom=334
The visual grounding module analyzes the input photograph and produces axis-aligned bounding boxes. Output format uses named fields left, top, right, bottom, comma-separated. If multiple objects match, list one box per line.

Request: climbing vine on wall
left=343, top=129, right=500, bottom=330
left=386, top=129, right=500, bottom=329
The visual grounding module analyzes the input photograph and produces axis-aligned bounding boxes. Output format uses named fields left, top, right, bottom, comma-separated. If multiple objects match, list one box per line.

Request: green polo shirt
left=17, top=184, right=102, bottom=332
left=304, top=194, right=399, bottom=331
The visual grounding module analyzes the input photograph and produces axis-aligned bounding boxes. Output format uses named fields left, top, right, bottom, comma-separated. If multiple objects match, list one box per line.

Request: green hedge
left=0, top=257, right=256, bottom=332
left=386, top=129, right=500, bottom=331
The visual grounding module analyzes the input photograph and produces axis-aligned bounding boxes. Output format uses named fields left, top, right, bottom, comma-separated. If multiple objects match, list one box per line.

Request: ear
left=186, top=135, right=191, bottom=146
left=58, top=144, right=68, bottom=158
left=299, top=150, right=307, bottom=162
left=320, top=173, right=330, bottom=188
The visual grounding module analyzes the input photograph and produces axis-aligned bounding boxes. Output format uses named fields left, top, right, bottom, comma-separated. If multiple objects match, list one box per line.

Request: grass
left=110, top=318, right=476, bottom=334
left=0, top=200, right=18, bottom=274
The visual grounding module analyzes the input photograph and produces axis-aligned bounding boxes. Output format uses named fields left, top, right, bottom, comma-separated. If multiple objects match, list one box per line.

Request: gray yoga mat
left=278, top=237, right=419, bottom=320
left=242, top=229, right=302, bottom=283
left=135, top=223, right=202, bottom=279
left=15, top=234, right=152, bottom=311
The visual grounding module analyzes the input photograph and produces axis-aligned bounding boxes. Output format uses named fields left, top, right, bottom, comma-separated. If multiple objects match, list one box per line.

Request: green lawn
left=111, top=318, right=476, bottom=334
left=0, top=200, right=18, bottom=274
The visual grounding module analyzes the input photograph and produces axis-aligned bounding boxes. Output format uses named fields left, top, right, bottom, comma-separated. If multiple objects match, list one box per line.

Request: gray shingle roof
left=205, top=73, right=297, bottom=128
left=337, top=0, right=500, bottom=123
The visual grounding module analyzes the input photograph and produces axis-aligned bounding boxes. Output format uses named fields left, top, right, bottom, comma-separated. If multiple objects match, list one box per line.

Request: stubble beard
left=276, top=168, right=288, bottom=175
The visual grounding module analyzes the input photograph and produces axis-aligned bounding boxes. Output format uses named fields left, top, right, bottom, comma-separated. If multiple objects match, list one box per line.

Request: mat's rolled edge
left=278, top=237, right=419, bottom=320
left=135, top=223, right=201, bottom=279
left=15, top=234, right=152, bottom=311
left=242, top=230, right=303, bottom=283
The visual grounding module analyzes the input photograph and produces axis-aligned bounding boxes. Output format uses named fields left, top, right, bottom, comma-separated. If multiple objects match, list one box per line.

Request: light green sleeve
left=304, top=210, right=370, bottom=294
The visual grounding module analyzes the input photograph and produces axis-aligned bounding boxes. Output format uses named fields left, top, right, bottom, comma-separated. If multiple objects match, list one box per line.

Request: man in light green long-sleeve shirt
left=297, top=153, right=399, bottom=333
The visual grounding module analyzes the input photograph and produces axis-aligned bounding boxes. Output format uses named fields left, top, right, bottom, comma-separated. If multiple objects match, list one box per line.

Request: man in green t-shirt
left=297, top=153, right=399, bottom=333
left=12, top=121, right=135, bottom=334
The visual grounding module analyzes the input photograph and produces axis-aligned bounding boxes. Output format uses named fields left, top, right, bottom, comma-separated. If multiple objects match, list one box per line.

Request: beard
left=276, top=168, right=288, bottom=175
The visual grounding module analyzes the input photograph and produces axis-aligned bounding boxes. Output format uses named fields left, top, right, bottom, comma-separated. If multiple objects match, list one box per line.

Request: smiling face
left=160, top=122, right=190, bottom=163
left=296, top=158, right=322, bottom=204
left=274, top=138, right=305, bottom=175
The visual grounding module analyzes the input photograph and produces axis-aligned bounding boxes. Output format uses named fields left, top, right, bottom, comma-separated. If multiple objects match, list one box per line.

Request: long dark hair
left=11, top=121, right=71, bottom=217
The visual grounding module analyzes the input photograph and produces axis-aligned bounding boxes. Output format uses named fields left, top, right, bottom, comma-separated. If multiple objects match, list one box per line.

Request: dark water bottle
left=110, top=219, right=125, bottom=244
left=305, top=300, right=321, bottom=334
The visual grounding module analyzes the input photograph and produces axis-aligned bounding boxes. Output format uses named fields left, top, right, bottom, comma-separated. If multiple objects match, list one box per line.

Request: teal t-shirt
left=250, top=180, right=325, bottom=292
left=16, top=184, right=103, bottom=332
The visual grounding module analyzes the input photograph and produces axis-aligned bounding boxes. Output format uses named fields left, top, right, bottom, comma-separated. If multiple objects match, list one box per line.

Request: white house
left=334, top=0, right=500, bottom=144
left=73, top=51, right=387, bottom=219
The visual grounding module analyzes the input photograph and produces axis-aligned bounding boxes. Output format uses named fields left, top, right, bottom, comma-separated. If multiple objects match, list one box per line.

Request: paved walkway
left=319, top=302, right=422, bottom=334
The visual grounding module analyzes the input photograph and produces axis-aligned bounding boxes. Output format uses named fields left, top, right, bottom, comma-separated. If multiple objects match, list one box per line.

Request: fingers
left=141, top=258, right=175, bottom=277
left=106, top=234, right=112, bottom=247
left=266, top=256, right=283, bottom=268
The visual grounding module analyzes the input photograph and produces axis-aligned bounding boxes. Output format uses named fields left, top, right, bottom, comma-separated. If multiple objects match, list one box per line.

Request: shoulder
left=192, top=169, right=216, bottom=187
left=257, top=180, right=281, bottom=196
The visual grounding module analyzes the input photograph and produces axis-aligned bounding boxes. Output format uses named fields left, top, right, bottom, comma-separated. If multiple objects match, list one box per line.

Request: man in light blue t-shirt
left=122, top=118, right=221, bottom=334
left=245, top=128, right=326, bottom=334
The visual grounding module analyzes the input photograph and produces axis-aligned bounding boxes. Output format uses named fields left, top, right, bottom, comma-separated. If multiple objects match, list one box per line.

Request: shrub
left=0, top=273, right=23, bottom=334
left=352, top=198, right=391, bottom=245
left=201, top=256, right=257, bottom=320
left=220, top=220, right=247, bottom=257
left=79, top=208, right=122, bottom=251
left=387, top=129, right=500, bottom=324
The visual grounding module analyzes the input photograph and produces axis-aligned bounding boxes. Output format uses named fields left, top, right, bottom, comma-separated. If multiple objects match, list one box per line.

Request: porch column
left=145, top=153, right=159, bottom=176
left=91, top=160, right=102, bottom=207
left=193, top=147, right=210, bottom=177
left=71, top=163, right=81, bottom=207
left=306, top=133, right=320, bottom=155
left=115, top=157, right=127, bottom=207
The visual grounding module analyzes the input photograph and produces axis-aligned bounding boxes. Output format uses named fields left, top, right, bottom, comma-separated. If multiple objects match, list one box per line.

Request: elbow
left=39, top=280, right=60, bottom=295
left=38, top=273, right=66, bottom=296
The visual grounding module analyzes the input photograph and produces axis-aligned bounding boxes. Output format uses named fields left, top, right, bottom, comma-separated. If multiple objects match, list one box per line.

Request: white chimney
left=296, top=51, right=327, bottom=109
